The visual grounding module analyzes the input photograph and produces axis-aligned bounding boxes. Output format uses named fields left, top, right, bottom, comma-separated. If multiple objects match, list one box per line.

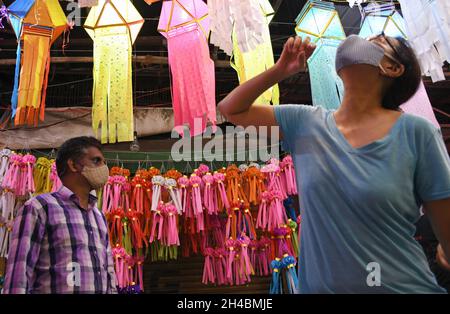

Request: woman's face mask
left=335, top=35, right=386, bottom=74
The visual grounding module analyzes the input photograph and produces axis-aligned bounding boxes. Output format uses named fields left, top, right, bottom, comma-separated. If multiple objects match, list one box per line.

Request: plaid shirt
left=2, top=186, right=117, bottom=294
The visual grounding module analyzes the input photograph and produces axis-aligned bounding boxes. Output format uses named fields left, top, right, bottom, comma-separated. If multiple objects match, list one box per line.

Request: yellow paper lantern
left=84, top=0, right=144, bottom=144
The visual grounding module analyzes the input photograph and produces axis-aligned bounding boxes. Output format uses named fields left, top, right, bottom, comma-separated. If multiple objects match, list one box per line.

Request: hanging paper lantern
left=209, top=0, right=268, bottom=55
left=295, top=0, right=346, bottom=109
left=358, top=3, right=440, bottom=128
left=229, top=0, right=279, bottom=106
left=84, top=0, right=144, bottom=144
left=208, top=0, right=279, bottom=106
left=7, top=0, right=67, bottom=126
left=358, top=3, right=407, bottom=39
left=398, top=0, right=450, bottom=82
left=158, top=0, right=217, bottom=136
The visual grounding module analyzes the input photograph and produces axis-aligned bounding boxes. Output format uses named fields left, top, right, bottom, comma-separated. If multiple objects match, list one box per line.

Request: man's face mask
left=335, top=34, right=401, bottom=75
left=79, top=162, right=109, bottom=190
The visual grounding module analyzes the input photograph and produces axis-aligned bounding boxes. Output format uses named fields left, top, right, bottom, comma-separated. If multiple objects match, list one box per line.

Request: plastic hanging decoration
left=208, top=0, right=279, bottom=106
left=158, top=0, right=217, bottom=137
left=295, top=0, right=346, bottom=110
left=84, top=0, right=144, bottom=144
left=7, top=0, right=67, bottom=126
left=398, top=0, right=450, bottom=82
left=358, top=3, right=440, bottom=128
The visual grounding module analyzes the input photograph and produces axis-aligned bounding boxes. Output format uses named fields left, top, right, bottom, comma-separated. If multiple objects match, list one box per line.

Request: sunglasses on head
left=366, top=31, right=406, bottom=66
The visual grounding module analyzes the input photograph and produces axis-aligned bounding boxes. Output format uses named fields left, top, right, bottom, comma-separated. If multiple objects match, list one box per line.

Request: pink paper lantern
left=158, top=0, right=216, bottom=136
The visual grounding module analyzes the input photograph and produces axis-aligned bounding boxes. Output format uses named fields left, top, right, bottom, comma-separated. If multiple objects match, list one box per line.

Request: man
left=2, top=137, right=116, bottom=294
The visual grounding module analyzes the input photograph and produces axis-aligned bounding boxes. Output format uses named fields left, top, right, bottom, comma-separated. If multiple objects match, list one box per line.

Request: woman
left=218, top=34, right=450, bottom=293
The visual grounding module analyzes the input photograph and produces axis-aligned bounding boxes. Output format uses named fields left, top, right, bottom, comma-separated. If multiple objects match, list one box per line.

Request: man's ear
left=67, top=159, right=80, bottom=174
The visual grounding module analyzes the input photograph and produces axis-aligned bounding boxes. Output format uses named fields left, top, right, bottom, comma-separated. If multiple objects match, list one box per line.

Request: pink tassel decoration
left=2, top=154, right=22, bottom=195
left=149, top=203, right=164, bottom=243
left=262, top=159, right=287, bottom=199
left=281, top=155, right=297, bottom=196
left=50, top=162, right=62, bottom=193
left=190, top=174, right=204, bottom=232
left=164, top=203, right=180, bottom=246
left=22, top=154, right=36, bottom=195
left=267, top=190, right=287, bottom=231
left=112, top=246, right=126, bottom=289
left=202, top=247, right=216, bottom=284
left=225, top=238, right=236, bottom=283
left=102, top=176, right=114, bottom=213
left=178, top=176, right=190, bottom=215
left=214, top=172, right=230, bottom=211
left=202, top=172, right=217, bottom=215
left=165, top=178, right=183, bottom=214
left=238, top=235, right=254, bottom=282
left=256, top=191, right=271, bottom=230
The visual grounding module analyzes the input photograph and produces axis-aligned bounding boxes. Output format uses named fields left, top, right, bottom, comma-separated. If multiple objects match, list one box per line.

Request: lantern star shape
left=358, top=3, right=440, bottom=128
left=358, top=3, right=407, bottom=39
left=295, top=0, right=346, bottom=109
left=158, top=0, right=217, bottom=137
left=84, top=0, right=144, bottom=144
left=7, top=0, right=67, bottom=126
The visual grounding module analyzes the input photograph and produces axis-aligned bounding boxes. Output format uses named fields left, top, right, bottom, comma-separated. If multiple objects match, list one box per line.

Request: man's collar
left=56, top=186, right=98, bottom=209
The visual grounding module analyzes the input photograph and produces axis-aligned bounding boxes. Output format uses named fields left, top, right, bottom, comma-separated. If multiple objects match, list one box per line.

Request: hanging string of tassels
left=0, top=151, right=300, bottom=292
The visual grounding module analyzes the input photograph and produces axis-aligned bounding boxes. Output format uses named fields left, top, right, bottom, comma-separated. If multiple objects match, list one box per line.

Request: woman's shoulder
left=275, top=104, right=329, bottom=119
left=400, top=113, right=441, bottom=144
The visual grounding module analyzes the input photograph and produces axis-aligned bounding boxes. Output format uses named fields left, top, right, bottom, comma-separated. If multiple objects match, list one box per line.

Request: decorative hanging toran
left=157, top=0, right=217, bottom=137
left=7, top=0, right=67, bottom=126
left=84, top=0, right=144, bottom=144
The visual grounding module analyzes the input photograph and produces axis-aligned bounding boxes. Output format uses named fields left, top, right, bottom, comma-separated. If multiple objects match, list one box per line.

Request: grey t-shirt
left=274, top=104, right=450, bottom=293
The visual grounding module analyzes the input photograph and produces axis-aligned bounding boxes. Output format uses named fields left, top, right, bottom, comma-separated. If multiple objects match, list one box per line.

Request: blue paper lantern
left=358, top=3, right=407, bottom=39
left=295, top=0, right=346, bottom=109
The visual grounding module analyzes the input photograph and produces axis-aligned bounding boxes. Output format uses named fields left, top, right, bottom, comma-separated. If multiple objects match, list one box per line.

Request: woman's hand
left=275, top=36, right=316, bottom=79
left=436, top=244, right=450, bottom=271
